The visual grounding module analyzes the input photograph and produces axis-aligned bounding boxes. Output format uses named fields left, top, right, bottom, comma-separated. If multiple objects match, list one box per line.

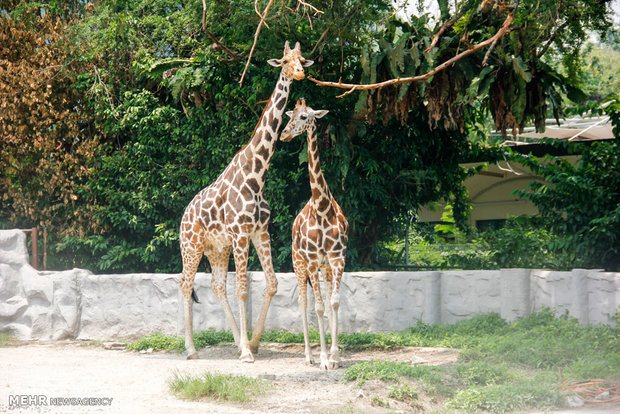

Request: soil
left=3, top=342, right=618, bottom=414
left=0, top=341, right=459, bottom=414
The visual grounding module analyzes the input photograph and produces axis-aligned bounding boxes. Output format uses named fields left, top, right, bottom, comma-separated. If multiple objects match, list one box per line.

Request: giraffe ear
left=267, top=58, right=283, bottom=67
left=312, top=109, right=329, bottom=119
left=285, top=110, right=294, bottom=118
left=301, top=59, right=314, bottom=67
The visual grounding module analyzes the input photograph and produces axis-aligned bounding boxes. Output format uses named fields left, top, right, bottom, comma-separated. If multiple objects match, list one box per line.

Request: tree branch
left=536, top=21, right=569, bottom=59
left=424, top=8, right=467, bottom=54
left=239, top=0, right=275, bottom=87
left=308, top=12, right=514, bottom=98
left=201, top=0, right=242, bottom=61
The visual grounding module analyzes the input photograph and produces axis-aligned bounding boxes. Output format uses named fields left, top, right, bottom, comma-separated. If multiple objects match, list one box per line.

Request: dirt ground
left=2, top=342, right=619, bottom=414
left=0, top=341, right=460, bottom=414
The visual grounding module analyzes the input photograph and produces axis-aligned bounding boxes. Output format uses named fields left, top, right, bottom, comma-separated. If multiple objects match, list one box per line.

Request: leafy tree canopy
left=1, top=0, right=617, bottom=272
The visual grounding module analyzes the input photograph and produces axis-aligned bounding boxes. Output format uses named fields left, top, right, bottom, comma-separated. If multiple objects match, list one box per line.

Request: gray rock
left=0, top=230, right=29, bottom=266
left=566, top=395, right=584, bottom=407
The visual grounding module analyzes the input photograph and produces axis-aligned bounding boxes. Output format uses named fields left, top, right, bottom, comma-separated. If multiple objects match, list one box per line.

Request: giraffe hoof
left=250, top=345, right=259, bottom=355
left=304, top=358, right=315, bottom=366
left=239, top=350, right=255, bottom=363
left=186, top=352, right=199, bottom=360
left=328, top=360, right=340, bottom=370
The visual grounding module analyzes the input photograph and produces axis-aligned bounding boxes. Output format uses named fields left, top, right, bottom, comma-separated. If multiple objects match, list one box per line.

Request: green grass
left=338, top=310, right=620, bottom=413
left=0, top=330, right=14, bottom=346
left=132, top=310, right=620, bottom=412
left=446, top=379, right=565, bottom=413
left=388, top=383, right=419, bottom=404
left=127, top=329, right=234, bottom=352
left=168, top=371, right=270, bottom=402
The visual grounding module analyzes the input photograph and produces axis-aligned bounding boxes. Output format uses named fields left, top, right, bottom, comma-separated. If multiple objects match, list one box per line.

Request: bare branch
left=239, top=0, right=275, bottom=87
left=424, top=8, right=467, bottom=54
left=308, top=13, right=514, bottom=97
left=536, top=21, right=568, bottom=59
left=481, top=34, right=499, bottom=66
left=297, top=0, right=324, bottom=16
left=310, top=23, right=332, bottom=55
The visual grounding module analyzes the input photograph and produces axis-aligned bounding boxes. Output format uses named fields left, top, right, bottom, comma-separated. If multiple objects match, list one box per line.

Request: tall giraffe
left=281, top=98, right=349, bottom=370
left=179, top=42, right=313, bottom=361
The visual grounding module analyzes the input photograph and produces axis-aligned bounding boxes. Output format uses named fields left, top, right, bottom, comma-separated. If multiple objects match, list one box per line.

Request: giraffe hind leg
left=294, top=260, right=314, bottom=365
left=248, top=231, right=279, bottom=354
left=180, top=245, right=203, bottom=360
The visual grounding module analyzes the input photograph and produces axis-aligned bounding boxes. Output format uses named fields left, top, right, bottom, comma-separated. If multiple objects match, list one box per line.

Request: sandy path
left=0, top=342, right=459, bottom=414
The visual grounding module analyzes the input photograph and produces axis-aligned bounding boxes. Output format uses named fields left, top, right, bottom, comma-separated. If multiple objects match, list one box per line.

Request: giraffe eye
left=300, top=114, right=308, bottom=120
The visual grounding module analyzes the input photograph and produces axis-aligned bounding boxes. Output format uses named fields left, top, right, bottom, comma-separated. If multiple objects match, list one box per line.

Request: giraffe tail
left=307, top=277, right=313, bottom=289
left=191, top=288, right=200, bottom=303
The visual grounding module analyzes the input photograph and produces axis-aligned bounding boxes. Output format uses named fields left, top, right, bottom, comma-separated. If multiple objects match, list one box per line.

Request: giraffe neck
left=306, top=123, right=330, bottom=201
left=239, top=72, right=291, bottom=186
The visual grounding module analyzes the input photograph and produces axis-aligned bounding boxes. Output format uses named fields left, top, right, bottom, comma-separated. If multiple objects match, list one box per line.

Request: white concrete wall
left=1, top=230, right=619, bottom=341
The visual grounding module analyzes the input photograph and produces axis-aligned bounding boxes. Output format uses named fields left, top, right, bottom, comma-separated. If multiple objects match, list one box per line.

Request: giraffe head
left=267, top=41, right=313, bottom=81
left=280, top=98, right=328, bottom=142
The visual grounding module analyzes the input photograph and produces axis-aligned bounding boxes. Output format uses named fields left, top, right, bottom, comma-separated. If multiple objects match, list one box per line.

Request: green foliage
left=0, top=330, right=15, bottom=347
left=339, top=310, right=620, bottom=413
left=383, top=215, right=593, bottom=270
left=369, top=395, right=389, bottom=407
left=484, top=217, right=581, bottom=269
left=447, top=379, right=564, bottom=413
left=194, top=330, right=235, bottom=349
left=260, top=329, right=317, bottom=344
left=343, top=360, right=440, bottom=384
left=454, top=360, right=511, bottom=386
left=513, top=139, right=620, bottom=270
left=126, top=329, right=233, bottom=352
left=168, top=371, right=270, bottom=402
left=126, top=331, right=184, bottom=352
left=4, top=0, right=617, bottom=273
left=355, top=1, right=614, bottom=136
left=127, top=332, right=185, bottom=352
left=387, top=383, right=419, bottom=404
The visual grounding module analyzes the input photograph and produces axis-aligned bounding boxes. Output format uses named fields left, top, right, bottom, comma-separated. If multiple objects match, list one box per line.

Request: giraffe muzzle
left=280, top=130, right=293, bottom=142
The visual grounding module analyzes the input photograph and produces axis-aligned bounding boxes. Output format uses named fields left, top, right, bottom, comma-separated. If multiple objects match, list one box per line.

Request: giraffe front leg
left=308, top=265, right=329, bottom=370
left=327, top=257, right=345, bottom=369
left=295, top=260, right=314, bottom=365
left=249, top=231, right=278, bottom=354
left=232, top=236, right=254, bottom=363
left=321, top=264, right=334, bottom=344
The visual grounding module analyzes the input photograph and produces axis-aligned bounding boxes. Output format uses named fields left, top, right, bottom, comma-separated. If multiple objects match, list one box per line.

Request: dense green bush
left=384, top=216, right=582, bottom=270
left=3, top=0, right=617, bottom=272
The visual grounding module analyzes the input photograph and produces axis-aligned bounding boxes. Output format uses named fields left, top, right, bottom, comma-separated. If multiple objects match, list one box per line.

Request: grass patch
left=341, top=310, right=620, bottom=413
left=127, top=329, right=234, bottom=352
left=130, top=310, right=620, bottom=412
left=0, top=330, right=15, bottom=346
left=446, top=379, right=565, bottom=413
left=370, top=394, right=389, bottom=407
left=343, top=360, right=440, bottom=384
left=388, top=383, right=419, bottom=404
left=168, top=371, right=270, bottom=402
left=127, top=331, right=184, bottom=352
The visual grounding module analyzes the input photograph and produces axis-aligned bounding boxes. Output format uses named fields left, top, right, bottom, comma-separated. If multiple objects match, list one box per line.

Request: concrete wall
left=1, top=230, right=619, bottom=341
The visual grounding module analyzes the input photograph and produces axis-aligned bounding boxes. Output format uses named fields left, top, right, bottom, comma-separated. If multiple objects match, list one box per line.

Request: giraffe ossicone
left=282, top=98, right=350, bottom=370
left=178, top=42, right=312, bottom=362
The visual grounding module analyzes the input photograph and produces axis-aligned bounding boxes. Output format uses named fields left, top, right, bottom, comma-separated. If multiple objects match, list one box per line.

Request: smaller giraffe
left=281, top=98, right=349, bottom=370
